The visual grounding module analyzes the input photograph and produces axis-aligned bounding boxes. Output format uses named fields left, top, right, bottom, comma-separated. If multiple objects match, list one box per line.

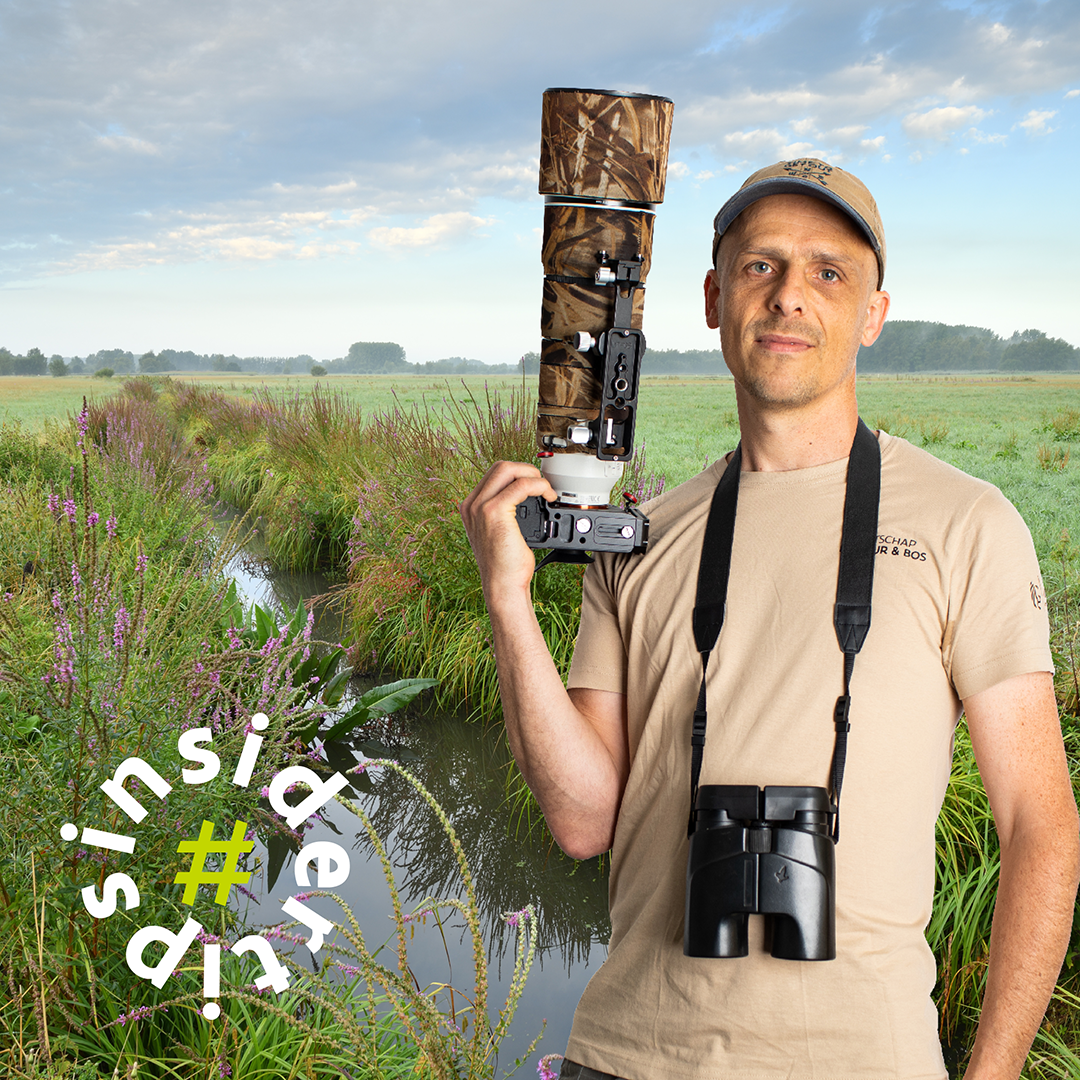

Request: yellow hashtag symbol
left=174, top=819, right=254, bottom=906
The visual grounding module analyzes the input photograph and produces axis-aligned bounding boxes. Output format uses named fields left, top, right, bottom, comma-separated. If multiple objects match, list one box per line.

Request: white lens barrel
left=541, top=453, right=624, bottom=506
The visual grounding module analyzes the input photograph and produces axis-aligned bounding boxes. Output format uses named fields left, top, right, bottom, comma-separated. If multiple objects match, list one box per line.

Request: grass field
left=6, top=369, right=1077, bottom=543
left=3, top=370, right=1080, bottom=1074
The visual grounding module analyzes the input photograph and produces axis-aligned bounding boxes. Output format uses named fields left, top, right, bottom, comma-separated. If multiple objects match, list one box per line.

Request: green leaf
left=321, top=677, right=438, bottom=743
left=318, top=667, right=353, bottom=707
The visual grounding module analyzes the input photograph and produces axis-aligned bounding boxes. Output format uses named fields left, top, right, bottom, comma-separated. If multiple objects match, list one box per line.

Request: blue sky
left=1, top=0, right=1078, bottom=363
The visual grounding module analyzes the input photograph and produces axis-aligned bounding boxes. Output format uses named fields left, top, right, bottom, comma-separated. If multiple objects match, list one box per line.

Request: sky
left=1, top=0, right=1078, bottom=365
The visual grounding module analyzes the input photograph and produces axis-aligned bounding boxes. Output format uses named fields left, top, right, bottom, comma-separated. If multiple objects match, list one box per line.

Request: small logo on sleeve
left=1031, top=582, right=1044, bottom=610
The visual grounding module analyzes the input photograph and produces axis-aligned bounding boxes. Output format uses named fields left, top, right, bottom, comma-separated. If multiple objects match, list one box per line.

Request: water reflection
left=222, top=541, right=609, bottom=1062
left=342, top=712, right=610, bottom=968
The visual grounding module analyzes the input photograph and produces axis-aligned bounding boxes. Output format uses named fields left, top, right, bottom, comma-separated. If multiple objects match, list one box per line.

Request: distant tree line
left=4, top=322, right=1077, bottom=378
left=328, top=342, right=529, bottom=375
left=0, top=347, right=316, bottom=377
left=860, top=322, right=1079, bottom=372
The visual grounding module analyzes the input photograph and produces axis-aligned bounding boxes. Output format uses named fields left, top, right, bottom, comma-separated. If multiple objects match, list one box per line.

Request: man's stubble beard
left=730, top=317, right=845, bottom=412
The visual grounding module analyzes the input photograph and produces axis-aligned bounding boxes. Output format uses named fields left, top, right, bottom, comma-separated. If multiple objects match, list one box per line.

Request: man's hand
left=460, top=460, right=557, bottom=609
left=961, top=671, right=1080, bottom=1079
left=460, top=462, right=630, bottom=859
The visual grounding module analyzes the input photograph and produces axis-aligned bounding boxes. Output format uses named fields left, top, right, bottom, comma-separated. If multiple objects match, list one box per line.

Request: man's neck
left=734, top=393, right=860, bottom=473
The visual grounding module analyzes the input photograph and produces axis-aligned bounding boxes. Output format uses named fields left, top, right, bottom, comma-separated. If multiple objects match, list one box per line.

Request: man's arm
left=961, top=671, right=1080, bottom=1080
left=460, top=461, right=630, bottom=859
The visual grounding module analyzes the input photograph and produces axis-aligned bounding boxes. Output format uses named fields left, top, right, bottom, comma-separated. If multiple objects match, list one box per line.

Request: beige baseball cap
left=712, top=158, right=886, bottom=289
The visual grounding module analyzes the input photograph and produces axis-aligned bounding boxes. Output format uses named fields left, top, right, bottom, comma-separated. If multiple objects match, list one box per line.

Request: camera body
left=684, top=785, right=835, bottom=961
left=516, top=495, right=649, bottom=557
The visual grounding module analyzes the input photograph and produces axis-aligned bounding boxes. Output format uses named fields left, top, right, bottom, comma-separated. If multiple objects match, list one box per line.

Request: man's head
left=711, top=159, right=886, bottom=289
left=704, top=160, right=890, bottom=415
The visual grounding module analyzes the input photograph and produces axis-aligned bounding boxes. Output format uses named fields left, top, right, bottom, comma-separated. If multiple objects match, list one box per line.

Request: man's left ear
left=861, top=290, right=891, bottom=347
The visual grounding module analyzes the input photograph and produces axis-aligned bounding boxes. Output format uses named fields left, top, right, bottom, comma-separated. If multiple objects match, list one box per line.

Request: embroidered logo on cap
left=782, top=159, right=834, bottom=186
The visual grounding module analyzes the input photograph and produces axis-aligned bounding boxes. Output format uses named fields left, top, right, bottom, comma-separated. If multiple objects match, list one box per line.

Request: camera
left=516, top=88, right=673, bottom=566
left=684, top=785, right=836, bottom=961
left=516, top=493, right=649, bottom=561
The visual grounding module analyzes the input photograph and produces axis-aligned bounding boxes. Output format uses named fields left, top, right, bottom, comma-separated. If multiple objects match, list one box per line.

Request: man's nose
left=767, top=267, right=806, bottom=317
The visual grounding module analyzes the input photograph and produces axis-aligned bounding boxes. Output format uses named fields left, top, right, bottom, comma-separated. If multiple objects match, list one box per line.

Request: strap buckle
left=834, top=694, right=852, bottom=734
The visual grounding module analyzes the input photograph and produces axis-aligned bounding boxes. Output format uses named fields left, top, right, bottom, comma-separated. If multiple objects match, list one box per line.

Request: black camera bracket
left=586, top=253, right=645, bottom=462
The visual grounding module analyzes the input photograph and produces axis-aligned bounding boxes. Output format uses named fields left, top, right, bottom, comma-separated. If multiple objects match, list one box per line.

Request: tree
left=340, top=341, right=409, bottom=373
left=310, top=364, right=327, bottom=377
left=48, top=355, right=67, bottom=377
left=88, top=348, right=133, bottom=373
left=18, top=348, right=48, bottom=376
left=138, top=351, right=175, bottom=373
left=1000, top=330, right=1079, bottom=371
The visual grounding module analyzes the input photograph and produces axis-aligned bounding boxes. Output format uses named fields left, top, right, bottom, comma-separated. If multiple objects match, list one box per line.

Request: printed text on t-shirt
left=876, top=534, right=926, bottom=561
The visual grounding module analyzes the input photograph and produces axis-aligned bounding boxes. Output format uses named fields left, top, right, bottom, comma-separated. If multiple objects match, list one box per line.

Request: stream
left=224, top=548, right=608, bottom=1070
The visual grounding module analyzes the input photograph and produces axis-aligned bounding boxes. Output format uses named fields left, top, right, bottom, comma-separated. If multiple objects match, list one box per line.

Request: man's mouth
left=756, top=333, right=813, bottom=352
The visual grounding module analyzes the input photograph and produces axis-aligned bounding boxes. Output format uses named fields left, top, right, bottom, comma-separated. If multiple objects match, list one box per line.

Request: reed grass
left=7, top=372, right=1080, bottom=1071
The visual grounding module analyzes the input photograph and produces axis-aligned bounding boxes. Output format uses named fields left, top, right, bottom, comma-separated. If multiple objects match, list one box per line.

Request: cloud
left=2, top=0, right=1079, bottom=278
left=722, top=128, right=816, bottom=161
left=96, top=133, right=161, bottom=156
left=902, top=106, right=989, bottom=141
left=1067, top=89, right=1080, bottom=99
left=1015, top=108, right=1057, bottom=134
left=58, top=204, right=371, bottom=271
left=368, top=211, right=492, bottom=250
left=667, top=161, right=691, bottom=180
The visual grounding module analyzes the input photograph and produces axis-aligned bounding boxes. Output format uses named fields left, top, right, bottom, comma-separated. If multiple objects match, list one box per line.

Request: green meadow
left=2, top=370, right=1080, bottom=1076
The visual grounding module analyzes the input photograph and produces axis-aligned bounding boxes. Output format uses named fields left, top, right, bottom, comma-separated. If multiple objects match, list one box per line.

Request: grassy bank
left=5, top=373, right=1080, bottom=1074
left=0, top=401, right=539, bottom=1078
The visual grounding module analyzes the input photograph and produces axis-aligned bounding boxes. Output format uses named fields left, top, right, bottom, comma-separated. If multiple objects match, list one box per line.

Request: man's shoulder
left=880, top=429, right=998, bottom=500
left=877, top=429, right=1028, bottom=540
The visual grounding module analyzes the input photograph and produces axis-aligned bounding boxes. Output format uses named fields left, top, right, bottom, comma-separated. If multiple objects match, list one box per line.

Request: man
left=461, top=160, right=1079, bottom=1079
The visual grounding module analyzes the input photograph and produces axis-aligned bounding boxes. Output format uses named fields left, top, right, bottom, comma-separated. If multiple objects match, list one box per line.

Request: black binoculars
left=684, top=785, right=836, bottom=961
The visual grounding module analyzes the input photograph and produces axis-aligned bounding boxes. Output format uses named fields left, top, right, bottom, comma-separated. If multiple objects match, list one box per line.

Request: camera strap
left=688, top=419, right=880, bottom=842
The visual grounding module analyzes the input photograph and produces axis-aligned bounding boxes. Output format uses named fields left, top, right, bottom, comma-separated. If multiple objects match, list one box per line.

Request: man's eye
left=820, top=268, right=839, bottom=282
left=749, top=261, right=772, bottom=274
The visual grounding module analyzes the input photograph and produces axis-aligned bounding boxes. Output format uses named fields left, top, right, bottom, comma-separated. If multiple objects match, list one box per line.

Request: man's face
left=704, top=193, right=889, bottom=413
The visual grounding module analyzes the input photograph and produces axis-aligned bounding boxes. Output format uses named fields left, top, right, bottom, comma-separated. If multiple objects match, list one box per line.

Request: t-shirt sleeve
left=944, top=486, right=1053, bottom=700
left=567, top=554, right=629, bottom=695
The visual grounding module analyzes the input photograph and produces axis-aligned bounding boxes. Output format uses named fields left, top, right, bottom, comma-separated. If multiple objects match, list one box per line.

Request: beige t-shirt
left=565, top=431, right=1052, bottom=1080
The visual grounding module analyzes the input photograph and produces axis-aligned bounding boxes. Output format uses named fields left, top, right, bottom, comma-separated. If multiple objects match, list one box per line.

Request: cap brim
left=713, top=177, right=883, bottom=287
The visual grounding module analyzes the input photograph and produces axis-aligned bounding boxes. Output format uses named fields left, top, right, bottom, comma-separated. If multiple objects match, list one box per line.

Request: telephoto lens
left=517, top=88, right=672, bottom=565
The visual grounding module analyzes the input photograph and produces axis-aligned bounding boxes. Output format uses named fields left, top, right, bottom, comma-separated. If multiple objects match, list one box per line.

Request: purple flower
left=105, top=515, right=118, bottom=538
left=63, top=499, right=78, bottom=524
left=47, top=493, right=61, bottom=515
left=87, top=511, right=99, bottom=528
left=113, top=606, right=131, bottom=652
left=116, top=1004, right=158, bottom=1026
left=136, top=553, right=148, bottom=576
left=538, top=1054, right=564, bottom=1080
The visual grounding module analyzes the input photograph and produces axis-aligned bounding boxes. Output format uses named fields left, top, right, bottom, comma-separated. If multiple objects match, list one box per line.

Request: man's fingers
left=461, top=461, right=557, bottom=524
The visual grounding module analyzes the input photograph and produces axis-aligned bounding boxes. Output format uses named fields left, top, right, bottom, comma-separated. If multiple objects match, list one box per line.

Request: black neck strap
left=688, top=420, right=881, bottom=842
